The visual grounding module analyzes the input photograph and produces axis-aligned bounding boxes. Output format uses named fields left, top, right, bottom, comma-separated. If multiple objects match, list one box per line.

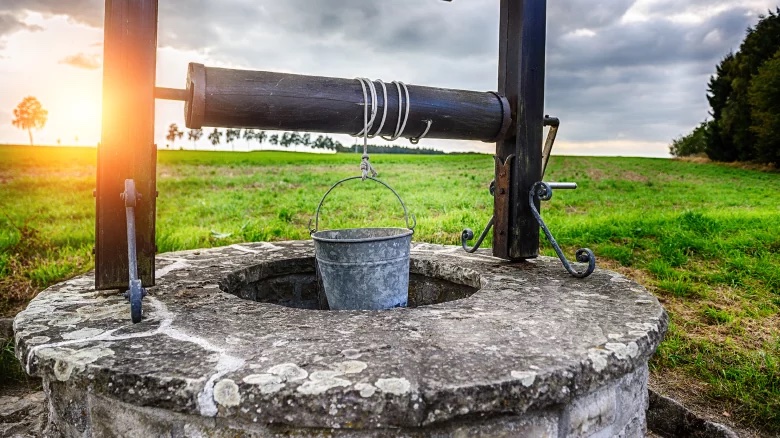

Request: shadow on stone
left=647, top=390, right=739, bottom=438
left=219, top=256, right=481, bottom=310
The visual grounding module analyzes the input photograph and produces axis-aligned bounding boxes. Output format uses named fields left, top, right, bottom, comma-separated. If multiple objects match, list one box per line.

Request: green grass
left=1, top=145, right=779, bottom=432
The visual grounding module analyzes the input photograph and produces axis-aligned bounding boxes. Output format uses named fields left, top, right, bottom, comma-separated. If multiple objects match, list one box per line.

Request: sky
left=0, top=0, right=776, bottom=156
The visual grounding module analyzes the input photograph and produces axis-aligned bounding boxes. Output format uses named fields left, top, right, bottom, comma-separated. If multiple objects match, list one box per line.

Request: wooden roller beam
left=184, top=63, right=511, bottom=143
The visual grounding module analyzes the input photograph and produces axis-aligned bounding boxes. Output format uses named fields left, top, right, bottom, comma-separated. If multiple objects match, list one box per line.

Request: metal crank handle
left=122, top=179, right=147, bottom=323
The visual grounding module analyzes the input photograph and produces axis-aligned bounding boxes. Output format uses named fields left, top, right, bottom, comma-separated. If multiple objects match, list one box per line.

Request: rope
left=356, top=77, right=378, bottom=180
left=353, top=78, right=434, bottom=179
left=381, top=81, right=411, bottom=142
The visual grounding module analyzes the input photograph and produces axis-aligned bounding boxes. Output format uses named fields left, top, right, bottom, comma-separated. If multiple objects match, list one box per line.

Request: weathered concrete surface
left=14, top=242, right=667, bottom=436
left=0, top=390, right=47, bottom=437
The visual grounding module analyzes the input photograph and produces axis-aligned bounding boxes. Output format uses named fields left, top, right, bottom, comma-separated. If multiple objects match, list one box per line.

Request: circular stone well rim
left=14, top=241, right=668, bottom=431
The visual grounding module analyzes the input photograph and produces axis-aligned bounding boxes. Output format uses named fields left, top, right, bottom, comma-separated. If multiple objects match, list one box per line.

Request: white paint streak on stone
left=309, top=370, right=343, bottom=381
left=341, top=349, right=362, bottom=360
left=511, top=370, right=537, bottom=387
left=44, top=346, right=115, bottom=381
left=26, top=296, right=246, bottom=417
left=61, top=327, right=105, bottom=340
left=256, top=242, right=283, bottom=251
left=375, top=378, right=411, bottom=395
left=267, top=363, right=308, bottom=382
left=26, top=336, right=50, bottom=345
left=229, top=244, right=261, bottom=254
left=154, top=258, right=190, bottom=279
left=150, top=297, right=246, bottom=417
left=48, top=315, right=84, bottom=327
left=354, top=382, right=376, bottom=398
left=296, top=372, right=351, bottom=395
left=332, top=361, right=367, bottom=375
left=605, top=342, right=629, bottom=360
left=243, top=374, right=285, bottom=394
left=588, top=349, right=608, bottom=372
left=626, top=341, right=639, bottom=358
left=213, top=379, right=241, bottom=407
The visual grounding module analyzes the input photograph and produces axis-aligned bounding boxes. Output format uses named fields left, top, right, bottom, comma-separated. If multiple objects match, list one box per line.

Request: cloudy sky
left=0, top=0, right=776, bottom=156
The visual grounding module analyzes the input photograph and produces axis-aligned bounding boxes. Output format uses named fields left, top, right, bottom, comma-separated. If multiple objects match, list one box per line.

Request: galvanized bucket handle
left=309, top=176, right=416, bottom=234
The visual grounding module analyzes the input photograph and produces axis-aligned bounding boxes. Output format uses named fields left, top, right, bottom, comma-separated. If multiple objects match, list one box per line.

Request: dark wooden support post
left=494, top=0, right=546, bottom=260
left=96, top=0, right=158, bottom=290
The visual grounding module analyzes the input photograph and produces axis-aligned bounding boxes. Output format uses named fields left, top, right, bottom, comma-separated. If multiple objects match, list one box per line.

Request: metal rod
left=547, top=182, right=577, bottom=190
left=155, top=87, right=188, bottom=101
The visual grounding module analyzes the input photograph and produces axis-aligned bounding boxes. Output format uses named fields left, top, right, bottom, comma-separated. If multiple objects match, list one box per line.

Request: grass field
left=1, top=145, right=779, bottom=433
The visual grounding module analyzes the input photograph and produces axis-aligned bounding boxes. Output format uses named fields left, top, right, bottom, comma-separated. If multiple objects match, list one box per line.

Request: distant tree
left=669, top=121, right=708, bottom=157
left=166, top=123, right=184, bottom=149
left=225, top=128, right=241, bottom=151
left=188, top=128, right=203, bottom=149
left=268, top=134, right=279, bottom=145
left=280, top=132, right=292, bottom=148
left=748, top=48, right=780, bottom=165
left=313, top=135, right=325, bottom=149
left=242, top=129, right=256, bottom=147
left=208, top=128, right=223, bottom=148
left=256, top=130, right=267, bottom=145
left=12, top=96, right=48, bottom=146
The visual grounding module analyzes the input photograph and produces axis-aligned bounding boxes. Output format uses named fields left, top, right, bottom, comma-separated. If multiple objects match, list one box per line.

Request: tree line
left=671, top=9, right=780, bottom=167
left=165, top=124, right=444, bottom=155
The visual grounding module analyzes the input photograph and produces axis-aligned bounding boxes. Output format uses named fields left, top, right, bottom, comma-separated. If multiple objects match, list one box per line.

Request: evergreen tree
left=704, top=9, right=780, bottom=165
left=748, top=48, right=780, bottom=165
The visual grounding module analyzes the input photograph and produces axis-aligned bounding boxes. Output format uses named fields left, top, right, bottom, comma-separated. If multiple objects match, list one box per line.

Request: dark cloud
left=0, top=0, right=102, bottom=27
left=3, top=0, right=775, bottom=151
left=59, top=52, right=100, bottom=70
left=0, top=13, right=42, bottom=41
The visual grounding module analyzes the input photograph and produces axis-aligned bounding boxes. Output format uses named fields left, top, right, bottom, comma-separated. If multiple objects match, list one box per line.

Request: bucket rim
left=311, top=227, right=413, bottom=244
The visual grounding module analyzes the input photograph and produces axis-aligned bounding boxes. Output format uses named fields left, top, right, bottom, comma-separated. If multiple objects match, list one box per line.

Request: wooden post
left=494, top=0, right=546, bottom=260
left=96, top=0, right=158, bottom=290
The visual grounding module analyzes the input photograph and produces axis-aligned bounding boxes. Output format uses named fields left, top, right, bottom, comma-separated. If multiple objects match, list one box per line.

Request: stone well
left=14, top=242, right=667, bottom=437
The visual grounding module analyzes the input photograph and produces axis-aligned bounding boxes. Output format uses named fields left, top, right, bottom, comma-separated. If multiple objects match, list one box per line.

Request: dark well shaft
left=185, top=63, right=511, bottom=143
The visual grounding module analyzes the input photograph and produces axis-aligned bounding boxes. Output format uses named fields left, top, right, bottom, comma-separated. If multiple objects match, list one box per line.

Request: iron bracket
left=121, top=179, right=147, bottom=323
left=529, top=181, right=596, bottom=278
left=462, top=178, right=498, bottom=253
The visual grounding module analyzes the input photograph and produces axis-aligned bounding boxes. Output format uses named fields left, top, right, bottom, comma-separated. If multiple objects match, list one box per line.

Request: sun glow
left=46, top=92, right=102, bottom=146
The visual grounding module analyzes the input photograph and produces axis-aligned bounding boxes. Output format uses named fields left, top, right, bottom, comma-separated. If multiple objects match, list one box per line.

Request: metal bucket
left=310, top=177, right=416, bottom=310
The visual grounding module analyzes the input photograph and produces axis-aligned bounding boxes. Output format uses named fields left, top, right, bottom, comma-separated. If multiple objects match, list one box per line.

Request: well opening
left=218, top=256, right=482, bottom=310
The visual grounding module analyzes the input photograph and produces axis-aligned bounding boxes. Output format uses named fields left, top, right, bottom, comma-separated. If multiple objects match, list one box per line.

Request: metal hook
left=410, top=120, right=432, bottom=144
left=529, top=181, right=595, bottom=278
